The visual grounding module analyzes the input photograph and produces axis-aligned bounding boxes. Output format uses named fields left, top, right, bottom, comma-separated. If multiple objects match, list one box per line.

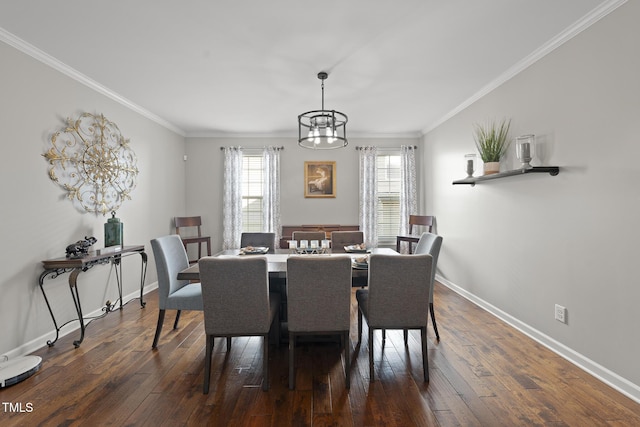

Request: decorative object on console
left=298, top=72, right=348, bottom=149
left=515, top=134, right=535, bottom=169
left=288, top=239, right=330, bottom=254
left=304, top=161, right=336, bottom=198
left=65, top=236, right=97, bottom=258
left=473, top=118, right=511, bottom=175
left=104, top=211, right=123, bottom=247
left=43, top=112, right=139, bottom=215
left=464, top=153, right=478, bottom=178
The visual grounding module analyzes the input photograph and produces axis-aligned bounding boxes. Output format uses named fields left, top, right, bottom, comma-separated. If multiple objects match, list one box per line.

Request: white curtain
left=262, top=146, right=281, bottom=247
left=359, top=146, right=378, bottom=248
left=399, top=145, right=418, bottom=253
left=222, top=147, right=243, bottom=249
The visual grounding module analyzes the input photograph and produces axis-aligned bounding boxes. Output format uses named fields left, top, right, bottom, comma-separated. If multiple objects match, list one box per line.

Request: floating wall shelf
left=452, top=166, right=559, bottom=186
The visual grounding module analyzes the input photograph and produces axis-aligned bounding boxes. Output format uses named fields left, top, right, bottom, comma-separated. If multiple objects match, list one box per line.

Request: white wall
left=0, top=41, right=186, bottom=357
left=184, top=136, right=421, bottom=251
left=424, top=1, right=640, bottom=399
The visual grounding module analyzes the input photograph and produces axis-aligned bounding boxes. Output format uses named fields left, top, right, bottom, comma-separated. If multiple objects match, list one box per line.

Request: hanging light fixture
left=298, top=71, right=348, bottom=149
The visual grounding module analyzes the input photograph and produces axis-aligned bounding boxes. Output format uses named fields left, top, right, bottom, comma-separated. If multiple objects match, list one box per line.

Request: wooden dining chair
left=174, top=216, right=211, bottom=264
left=396, top=215, right=435, bottom=254
left=357, top=253, right=433, bottom=382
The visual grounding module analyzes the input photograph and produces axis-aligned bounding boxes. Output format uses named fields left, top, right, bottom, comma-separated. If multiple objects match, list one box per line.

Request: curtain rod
left=355, top=145, right=417, bottom=150
left=220, top=146, right=284, bottom=151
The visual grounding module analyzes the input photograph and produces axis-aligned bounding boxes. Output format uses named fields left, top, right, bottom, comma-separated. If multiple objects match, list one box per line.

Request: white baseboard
left=436, top=275, right=640, bottom=404
left=1, top=282, right=158, bottom=361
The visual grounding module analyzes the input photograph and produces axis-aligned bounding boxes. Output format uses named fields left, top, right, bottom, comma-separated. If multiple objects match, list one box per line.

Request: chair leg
left=403, top=329, right=408, bottom=345
left=271, top=307, right=280, bottom=348
left=357, top=308, right=363, bottom=344
left=430, top=302, right=440, bottom=341
left=421, top=327, right=429, bottom=382
left=344, top=331, right=350, bottom=389
left=262, top=334, right=269, bottom=391
left=173, top=310, right=181, bottom=329
left=289, top=333, right=295, bottom=390
left=152, top=309, right=165, bottom=349
left=382, top=329, right=386, bottom=345
left=226, top=337, right=232, bottom=351
left=203, top=334, right=214, bottom=394
left=368, top=327, right=374, bottom=382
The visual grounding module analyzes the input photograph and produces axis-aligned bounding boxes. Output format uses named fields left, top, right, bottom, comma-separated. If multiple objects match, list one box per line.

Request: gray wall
left=0, top=41, right=186, bottom=357
left=184, top=136, right=421, bottom=251
left=423, top=0, right=639, bottom=400
left=2, top=0, right=639, bottom=404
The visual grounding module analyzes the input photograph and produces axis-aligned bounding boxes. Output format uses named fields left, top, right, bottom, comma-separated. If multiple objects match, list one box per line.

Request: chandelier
left=298, top=72, right=348, bottom=149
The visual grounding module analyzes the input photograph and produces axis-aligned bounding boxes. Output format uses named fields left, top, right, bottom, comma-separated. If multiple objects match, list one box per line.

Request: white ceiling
left=0, top=0, right=618, bottom=137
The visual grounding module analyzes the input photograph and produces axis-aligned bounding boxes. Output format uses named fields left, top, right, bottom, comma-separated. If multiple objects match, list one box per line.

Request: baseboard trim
left=436, top=275, right=640, bottom=404
left=1, top=283, right=158, bottom=361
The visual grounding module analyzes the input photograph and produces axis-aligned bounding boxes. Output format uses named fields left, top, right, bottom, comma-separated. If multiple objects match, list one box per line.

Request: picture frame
left=304, top=161, right=336, bottom=198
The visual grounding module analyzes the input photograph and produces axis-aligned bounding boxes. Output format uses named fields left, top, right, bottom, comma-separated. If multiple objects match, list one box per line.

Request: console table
left=280, top=224, right=359, bottom=248
left=39, top=245, right=147, bottom=348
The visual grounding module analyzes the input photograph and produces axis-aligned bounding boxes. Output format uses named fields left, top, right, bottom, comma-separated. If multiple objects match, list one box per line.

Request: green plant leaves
left=473, top=118, right=511, bottom=163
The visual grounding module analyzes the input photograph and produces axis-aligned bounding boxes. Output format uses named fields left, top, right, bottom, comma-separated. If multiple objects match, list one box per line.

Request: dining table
left=177, top=247, right=399, bottom=343
left=176, top=247, right=399, bottom=282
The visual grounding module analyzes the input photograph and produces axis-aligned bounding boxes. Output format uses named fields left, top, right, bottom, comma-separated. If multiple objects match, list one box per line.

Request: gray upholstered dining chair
left=240, top=232, right=276, bottom=252
left=330, top=231, right=364, bottom=253
left=356, top=253, right=433, bottom=382
left=198, top=256, right=280, bottom=393
left=150, top=235, right=203, bottom=349
left=286, top=255, right=353, bottom=389
left=413, top=232, right=444, bottom=341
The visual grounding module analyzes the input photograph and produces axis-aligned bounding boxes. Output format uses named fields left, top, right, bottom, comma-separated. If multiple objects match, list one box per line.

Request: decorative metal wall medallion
left=43, top=113, right=138, bottom=215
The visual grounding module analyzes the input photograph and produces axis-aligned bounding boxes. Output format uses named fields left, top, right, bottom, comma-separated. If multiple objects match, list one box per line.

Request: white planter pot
left=483, top=162, right=500, bottom=175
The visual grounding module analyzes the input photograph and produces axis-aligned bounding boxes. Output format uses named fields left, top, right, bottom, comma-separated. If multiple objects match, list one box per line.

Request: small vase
left=483, top=162, right=500, bottom=175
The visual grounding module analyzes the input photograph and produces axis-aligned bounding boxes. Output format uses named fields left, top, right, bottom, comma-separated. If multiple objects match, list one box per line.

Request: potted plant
left=473, top=118, right=511, bottom=175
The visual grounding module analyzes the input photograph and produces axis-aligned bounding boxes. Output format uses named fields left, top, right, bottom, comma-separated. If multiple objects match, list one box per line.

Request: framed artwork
left=304, top=161, right=336, bottom=198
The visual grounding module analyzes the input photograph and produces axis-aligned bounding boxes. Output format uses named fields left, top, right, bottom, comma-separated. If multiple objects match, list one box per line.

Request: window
left=376, top=154, right=401, bottom=243
left=241, top=155, right=264, bottom=232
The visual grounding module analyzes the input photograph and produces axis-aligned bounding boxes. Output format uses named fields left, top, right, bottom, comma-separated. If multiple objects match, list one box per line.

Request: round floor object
left=0, top=356, right=42, bottom=388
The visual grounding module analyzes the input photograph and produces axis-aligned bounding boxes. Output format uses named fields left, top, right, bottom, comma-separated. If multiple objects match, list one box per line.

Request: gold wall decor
left=43, top=112, right=139, bottom=215
left=304, top=161, right=336, bottom=198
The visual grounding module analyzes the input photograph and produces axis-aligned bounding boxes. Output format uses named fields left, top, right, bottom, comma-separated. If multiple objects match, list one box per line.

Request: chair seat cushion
left=166, top=282, right=204, bottom=310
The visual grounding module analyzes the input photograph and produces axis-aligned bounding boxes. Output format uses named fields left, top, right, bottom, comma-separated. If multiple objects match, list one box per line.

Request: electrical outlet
left=555, top=304, right=567, bottom=324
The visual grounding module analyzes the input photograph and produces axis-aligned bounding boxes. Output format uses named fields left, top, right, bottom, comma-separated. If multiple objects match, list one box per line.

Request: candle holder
left=464, top=153, right=478, bottom=178
left=515, top=134, right=535, bottom=169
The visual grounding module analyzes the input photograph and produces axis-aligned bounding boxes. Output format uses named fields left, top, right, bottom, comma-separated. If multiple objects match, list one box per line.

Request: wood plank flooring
left=2, top=282, right=639, bottom=426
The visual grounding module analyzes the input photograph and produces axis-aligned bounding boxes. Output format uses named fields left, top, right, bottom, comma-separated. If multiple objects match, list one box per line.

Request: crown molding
left=0, top=27, right=186, bottom=137
left=422, top=0, right=628, bottom=135
left=186, top=130, right=421, bottom=139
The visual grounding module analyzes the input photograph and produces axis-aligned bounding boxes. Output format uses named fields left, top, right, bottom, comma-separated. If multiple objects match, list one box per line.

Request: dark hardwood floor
left=2, top=282, right=639, bottom=426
